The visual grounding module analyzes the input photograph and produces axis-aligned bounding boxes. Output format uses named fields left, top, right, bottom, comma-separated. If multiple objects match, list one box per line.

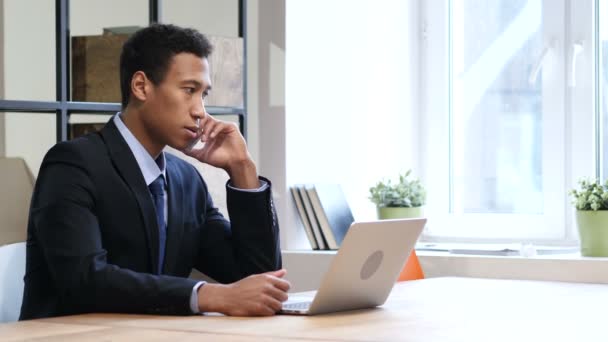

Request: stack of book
left=290, top=184, right=354, bottom=250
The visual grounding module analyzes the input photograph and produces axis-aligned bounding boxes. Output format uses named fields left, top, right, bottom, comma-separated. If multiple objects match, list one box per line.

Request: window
left=281, top=0, right=605, bottom=249
left=601, top=0, right=608, bottom=178
left=422, top=0, right=602, bottom=242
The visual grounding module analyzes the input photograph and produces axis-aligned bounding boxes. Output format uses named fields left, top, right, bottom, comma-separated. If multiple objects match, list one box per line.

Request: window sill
left=281, top=248, right=608, bottom=292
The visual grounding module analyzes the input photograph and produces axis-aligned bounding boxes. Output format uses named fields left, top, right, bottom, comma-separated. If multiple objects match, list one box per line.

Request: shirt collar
left=113, top=113, right=166, bottom=186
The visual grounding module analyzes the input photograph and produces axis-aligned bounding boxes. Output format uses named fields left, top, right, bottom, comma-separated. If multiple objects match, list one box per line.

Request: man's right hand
left=197, top=269, right=291, bottom=316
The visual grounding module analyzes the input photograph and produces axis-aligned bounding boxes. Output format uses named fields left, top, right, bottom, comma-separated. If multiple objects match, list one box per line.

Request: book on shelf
left=297, top=186, right=328, bottom=249
left=306, top=184, right=354, bottom=250
left=290, top=186, right=319, bottom=250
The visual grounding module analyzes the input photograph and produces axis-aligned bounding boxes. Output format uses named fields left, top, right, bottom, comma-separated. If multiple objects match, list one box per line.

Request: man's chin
left=166, top=140, right=191, bottom=152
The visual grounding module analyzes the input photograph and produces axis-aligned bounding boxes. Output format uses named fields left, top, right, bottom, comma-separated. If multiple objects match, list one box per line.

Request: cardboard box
left=206, top=35, right=244, bottom=108
left=71, top=34, right=129, bottom=103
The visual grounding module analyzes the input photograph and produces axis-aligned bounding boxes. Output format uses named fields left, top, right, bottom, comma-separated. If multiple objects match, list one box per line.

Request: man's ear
left=130, top=71, right=150, bottom=102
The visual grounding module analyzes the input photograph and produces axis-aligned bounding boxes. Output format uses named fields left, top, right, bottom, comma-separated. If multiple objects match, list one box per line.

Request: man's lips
left=184, top=126, right=200, bottom=138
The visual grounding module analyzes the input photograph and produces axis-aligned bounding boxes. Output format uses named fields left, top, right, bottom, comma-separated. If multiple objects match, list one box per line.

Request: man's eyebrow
left=182, top=80, right=211, bottom=93
left=181, top=79, right=203, bottom=88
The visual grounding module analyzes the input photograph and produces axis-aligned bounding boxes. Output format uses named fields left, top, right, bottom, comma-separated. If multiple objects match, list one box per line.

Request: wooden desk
left=2, top=277, right=606, bottom=341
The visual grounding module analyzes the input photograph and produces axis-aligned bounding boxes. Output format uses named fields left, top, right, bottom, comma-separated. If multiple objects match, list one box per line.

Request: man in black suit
left=20, top=24, right=289, bottom=319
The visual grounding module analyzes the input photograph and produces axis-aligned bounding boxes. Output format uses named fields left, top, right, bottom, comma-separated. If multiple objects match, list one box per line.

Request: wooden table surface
left=2, top=277, right=607, bottom=341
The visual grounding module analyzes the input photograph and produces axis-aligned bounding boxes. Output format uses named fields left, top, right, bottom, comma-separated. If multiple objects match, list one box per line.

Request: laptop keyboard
left=283, top=301, right=311, bottom=310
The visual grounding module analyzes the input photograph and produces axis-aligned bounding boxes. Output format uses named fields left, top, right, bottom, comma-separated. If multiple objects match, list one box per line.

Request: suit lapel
left=163, top=157, right=185, bottom=275
left=100, top=119, right=160, bottom=274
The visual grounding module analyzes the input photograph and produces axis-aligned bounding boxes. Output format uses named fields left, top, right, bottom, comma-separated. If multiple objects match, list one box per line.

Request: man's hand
left=183, top=114, right=259, bottom=189
left=198, top=269, right=291, bottom=316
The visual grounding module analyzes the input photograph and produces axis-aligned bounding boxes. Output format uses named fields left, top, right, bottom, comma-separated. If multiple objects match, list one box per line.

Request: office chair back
left=0, top=157, right=34, bottom=246
left=0, top=157, right=34, bottom=322
left=0, top=242, right=26, bottom=322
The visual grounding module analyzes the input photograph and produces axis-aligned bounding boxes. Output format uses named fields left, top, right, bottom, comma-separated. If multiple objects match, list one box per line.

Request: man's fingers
left=264, top=284, right=289, bottom=302
left=208, top=121, right=238, bottom=139
left=267, top=276, right=291, bottom=292
left=202, top=122, right=218, bottom=142
left=266, top=268, right=287, bottom=278
left=209, top=122, right=226, bottom=139
left=183, top=146, right=207, bottom=163
left=262, top=269, right=291, bottom=292
left=200, top=119, right=235, bottom=142
left=263, top=295, right=283, bottom=313
left=250, top=300, right=276, bottom=316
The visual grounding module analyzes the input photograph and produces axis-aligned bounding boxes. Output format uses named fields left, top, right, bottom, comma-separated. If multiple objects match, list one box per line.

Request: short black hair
left=119, top=24, right=213, bottom=108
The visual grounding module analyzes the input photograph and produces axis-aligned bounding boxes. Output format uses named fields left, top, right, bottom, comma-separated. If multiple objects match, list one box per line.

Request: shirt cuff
left=227, top=179, right=269, bottom=192
left=190, top=281, right=206, bottom=314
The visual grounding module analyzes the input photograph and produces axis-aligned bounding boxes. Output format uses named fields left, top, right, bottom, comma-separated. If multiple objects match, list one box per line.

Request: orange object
left=397, top=251, right=425, bottom=281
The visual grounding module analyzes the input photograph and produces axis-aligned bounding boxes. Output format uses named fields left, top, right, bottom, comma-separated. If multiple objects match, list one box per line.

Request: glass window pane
left=1, top=0, right=55, bottom=101
left=601, top=0, right=608, bottom=178
left=162, top=0, right=239, bottom=37
left=451, top=0, right=544, bottom=214
left=70, top=0, right=148, bottom=103
left=2, top=112, right=56, bottom=176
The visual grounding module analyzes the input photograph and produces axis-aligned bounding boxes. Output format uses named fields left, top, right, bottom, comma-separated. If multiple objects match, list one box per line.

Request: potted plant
left=369, top=170, right=426, bottom=219
left=569, top=179, right=608, bottom=257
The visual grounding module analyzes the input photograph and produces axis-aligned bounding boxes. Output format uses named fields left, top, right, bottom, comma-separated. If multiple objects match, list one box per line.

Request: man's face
left=141, top=52, right=211, bottom=151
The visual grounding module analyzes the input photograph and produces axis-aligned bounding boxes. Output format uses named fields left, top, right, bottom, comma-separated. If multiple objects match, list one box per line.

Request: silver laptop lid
left=305, top=218, right=426, bottom=315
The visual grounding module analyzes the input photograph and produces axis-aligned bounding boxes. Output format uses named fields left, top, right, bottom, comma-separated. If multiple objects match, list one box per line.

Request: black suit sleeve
left=31, top=144, right=197, bottom=315
left=194, top=177, right=282, bottom=284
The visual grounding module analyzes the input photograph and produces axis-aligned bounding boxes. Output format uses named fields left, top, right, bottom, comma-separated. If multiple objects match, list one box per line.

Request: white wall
left=256, top=0, right=287, bottom=248
left=246, top=1, right=260, bottom=165
left=0, top=0, right=4, bottom=157
left=278, top=0, right=421, bottom=249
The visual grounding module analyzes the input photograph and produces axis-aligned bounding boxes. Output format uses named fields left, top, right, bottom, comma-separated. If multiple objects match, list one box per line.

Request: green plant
left=569, top=178, right=608, bottom=211
left=369, top=170, right=426, bottom=208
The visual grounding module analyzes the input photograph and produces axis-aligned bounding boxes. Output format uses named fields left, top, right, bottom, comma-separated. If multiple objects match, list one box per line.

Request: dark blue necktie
left=149, top=175, right=166, bottom=274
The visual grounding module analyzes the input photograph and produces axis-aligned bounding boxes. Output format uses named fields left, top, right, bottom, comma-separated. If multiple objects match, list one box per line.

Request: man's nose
left=192, top=99, right=206, bottom=119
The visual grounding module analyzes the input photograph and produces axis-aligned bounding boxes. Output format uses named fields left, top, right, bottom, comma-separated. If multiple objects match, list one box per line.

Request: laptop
left=279, top=218, right=426, bottom=315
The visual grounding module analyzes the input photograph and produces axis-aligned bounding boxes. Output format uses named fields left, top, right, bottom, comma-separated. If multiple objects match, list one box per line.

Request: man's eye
left=185, top=88, right=195, bottom=94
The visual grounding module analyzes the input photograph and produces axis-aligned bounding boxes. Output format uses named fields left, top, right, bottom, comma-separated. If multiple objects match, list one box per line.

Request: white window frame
left=420, top=0, right=597, bottom=244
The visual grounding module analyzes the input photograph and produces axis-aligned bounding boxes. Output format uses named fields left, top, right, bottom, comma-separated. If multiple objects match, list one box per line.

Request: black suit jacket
left=19, top=120, right=281, bottom=320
